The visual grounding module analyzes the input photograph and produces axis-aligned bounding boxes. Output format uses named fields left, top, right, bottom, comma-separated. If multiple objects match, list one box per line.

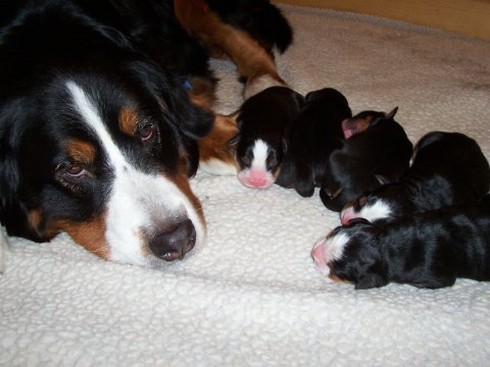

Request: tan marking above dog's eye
left=119, top=106, right=140, bottom=136
left=66, top=139, right=96, bottom=165
left=358, top=196, right=367, bottom=207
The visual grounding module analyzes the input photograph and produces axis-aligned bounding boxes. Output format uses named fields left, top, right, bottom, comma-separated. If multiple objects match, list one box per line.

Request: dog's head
left=0, top=59, right=213, bottom=267
left=311, top=219, right=389, bottom=289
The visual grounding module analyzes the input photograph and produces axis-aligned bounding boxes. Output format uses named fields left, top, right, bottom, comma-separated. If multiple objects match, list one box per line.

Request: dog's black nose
left=148, top=219, right=196, bottom=261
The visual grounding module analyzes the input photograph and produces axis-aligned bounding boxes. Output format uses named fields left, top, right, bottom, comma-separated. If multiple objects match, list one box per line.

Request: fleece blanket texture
left=1, top=5, right=490, bottom=366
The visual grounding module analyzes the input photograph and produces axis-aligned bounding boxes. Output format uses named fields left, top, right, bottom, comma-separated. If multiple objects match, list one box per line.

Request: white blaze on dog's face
left=237, top=139, right=277, bottom=189
left=66, top=81, right=205, bottom=267
left=340, top=195, right=392, bottom=225
left=311, top=231, right=350, bottom=277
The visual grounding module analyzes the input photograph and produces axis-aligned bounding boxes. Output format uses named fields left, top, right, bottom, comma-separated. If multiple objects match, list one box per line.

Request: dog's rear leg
left=174, top=0, right=287, bottom=99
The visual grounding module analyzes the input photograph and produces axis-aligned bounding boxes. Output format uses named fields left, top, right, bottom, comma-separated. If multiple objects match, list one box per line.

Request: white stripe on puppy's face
left=66, top=81, right=205, bottom=266
left=237, top=139, right=275, bottom=189
left=311, top=231, right=350, bottom=276
left=341, top=198, right=392, bottom=225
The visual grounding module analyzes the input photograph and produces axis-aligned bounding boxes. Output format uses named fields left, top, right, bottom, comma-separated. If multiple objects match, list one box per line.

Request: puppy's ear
left=227, top=134, right=241, bottom=146
left=282, top=137, right=288, bottom=153
left=385, top=107, right=399, bottom=120
left=374, top=174, right=391, bottom=185
left=341, top=117, right=371, bottom=139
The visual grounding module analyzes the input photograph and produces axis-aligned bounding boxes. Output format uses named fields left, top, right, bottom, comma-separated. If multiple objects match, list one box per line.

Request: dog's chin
left=237, top=168, right=276, bottom=189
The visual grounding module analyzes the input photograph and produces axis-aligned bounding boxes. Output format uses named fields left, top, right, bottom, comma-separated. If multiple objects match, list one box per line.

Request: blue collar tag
left=183, top=79, right=193, bottom=90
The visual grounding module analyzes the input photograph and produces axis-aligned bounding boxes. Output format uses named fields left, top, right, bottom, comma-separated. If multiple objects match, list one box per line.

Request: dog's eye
left=267, top=154, right=278, bottom=170
left=66, top=164, right=87, bottom=177
left=241, top=155, right=252, bottom=167
left=139, top=123, right=156, bottom=143
left=55, top=162, right=89, bottom=183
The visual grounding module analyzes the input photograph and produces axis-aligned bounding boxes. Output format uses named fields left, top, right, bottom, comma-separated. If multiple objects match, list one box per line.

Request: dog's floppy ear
left=0, top=106, right=21, bottom=211
left=0, top=103, right=34, bottom=239
left=166, top=85, right=215, bottom=140
left=128, top=61, right=215, bottom=140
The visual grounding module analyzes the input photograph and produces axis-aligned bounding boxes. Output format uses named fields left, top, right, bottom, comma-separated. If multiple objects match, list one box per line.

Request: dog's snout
left=148, top=219, right=196, bottom=261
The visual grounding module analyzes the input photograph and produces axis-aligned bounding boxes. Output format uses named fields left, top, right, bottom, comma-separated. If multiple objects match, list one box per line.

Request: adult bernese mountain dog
left=0, top=0, right=292, bottom=269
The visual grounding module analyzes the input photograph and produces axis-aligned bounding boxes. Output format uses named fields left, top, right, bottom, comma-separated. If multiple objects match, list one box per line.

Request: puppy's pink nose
left=239, top=169, right=273, bottom=189
left=340, top=208, right=355, bottom=225
left=311, top=241, right=330, bottom=276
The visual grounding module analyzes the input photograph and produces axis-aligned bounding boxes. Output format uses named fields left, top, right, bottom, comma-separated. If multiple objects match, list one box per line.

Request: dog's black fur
left=0, top=0, right=293, bottom=263
left=232, top=86, right=304, bottom=188
left=206, top=0, right=293, bottom=56
left=321, top=195, right=490, bottom=289
left=320, top=108, right=413, bottom=212
left=341, top=131, right=490, bottom=224
left=275, top=88, right=351, bottom=197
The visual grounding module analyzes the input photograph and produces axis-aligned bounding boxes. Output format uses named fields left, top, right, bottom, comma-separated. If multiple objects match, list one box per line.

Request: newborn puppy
left=312, top=195, right=490, bottom=289
left=232, top=86, right=304, bottom=188
left=320, top=107, right=413, bottom=212
left=275, top=88, right=351, bottom=197
left=341, top=131, right=490, bottom=225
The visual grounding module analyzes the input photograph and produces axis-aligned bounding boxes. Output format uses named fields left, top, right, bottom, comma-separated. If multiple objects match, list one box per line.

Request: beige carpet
left=1, top=5, right=489, bottom=366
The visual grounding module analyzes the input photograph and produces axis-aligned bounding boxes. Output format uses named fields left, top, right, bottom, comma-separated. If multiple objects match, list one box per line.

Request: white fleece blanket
left=1, top=5, right=490, bottom=366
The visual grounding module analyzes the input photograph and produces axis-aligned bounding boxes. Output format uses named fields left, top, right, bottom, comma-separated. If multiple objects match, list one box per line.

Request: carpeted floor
left=1, top=5, right=489, bottom=366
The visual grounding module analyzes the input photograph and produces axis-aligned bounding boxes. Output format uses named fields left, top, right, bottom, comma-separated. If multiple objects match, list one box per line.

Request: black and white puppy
left=320, top=108, right=413, bottom=212
left=275, top=88, right=351, bottom=197
left=312, top=195, right=490, bottom=289
left=341, top=131, right=490, bottom=225
left=232, top=86, right=304, bottom=189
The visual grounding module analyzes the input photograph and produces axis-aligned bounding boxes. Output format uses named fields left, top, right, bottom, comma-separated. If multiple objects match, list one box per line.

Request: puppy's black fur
left=275, top=88, right=351, bottom=197
left=326, top=195, right=490, bottom=289
left=233, top=86, right=304, bottom=186
left=342, top=131, right=490, bottom=224
left=320, top=108, right=413, bottom=212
